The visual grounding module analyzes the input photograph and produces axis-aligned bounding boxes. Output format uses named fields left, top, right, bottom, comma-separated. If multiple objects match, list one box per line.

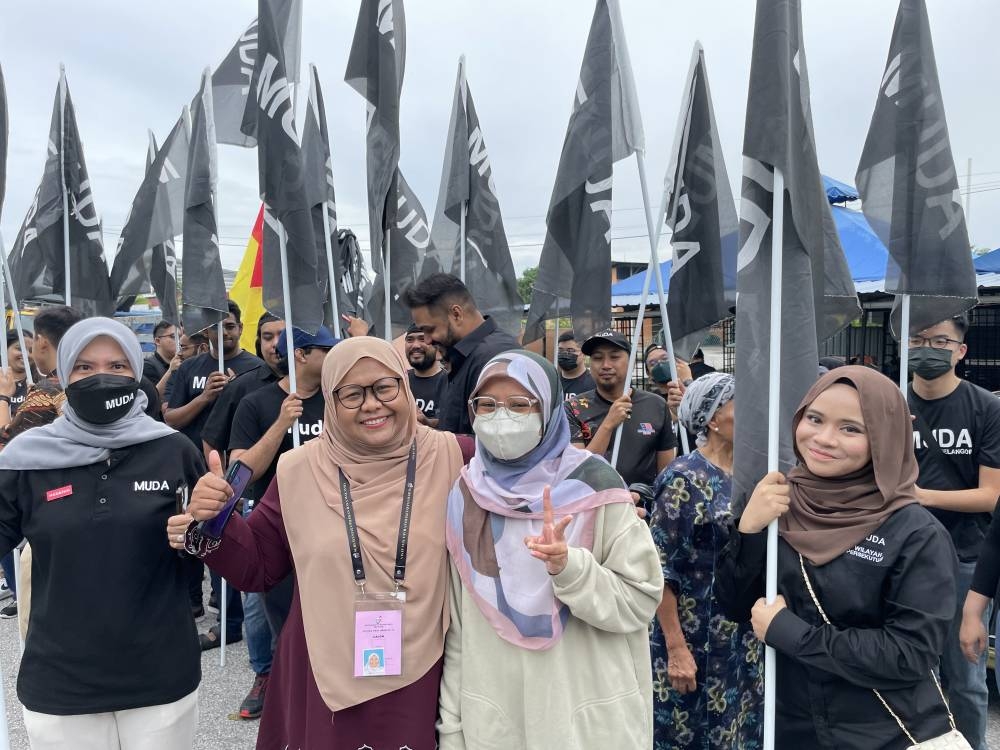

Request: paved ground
left=0, top=606, right=261, bottom=749
left=0, top=601, right=997, bottom=748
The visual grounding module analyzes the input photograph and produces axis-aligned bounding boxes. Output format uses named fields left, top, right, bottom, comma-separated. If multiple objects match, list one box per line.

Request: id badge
left=353, top=590, right=405, bottom=678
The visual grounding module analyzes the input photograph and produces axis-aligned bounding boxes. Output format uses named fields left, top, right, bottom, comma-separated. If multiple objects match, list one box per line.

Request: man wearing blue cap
left=223, top=324, right=338, bottom=719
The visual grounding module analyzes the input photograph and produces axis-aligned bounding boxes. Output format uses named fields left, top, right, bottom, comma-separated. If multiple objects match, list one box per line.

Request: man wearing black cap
left=565, top=330, right=676, bottom=488
left=404, top=323, right=448, bottom=428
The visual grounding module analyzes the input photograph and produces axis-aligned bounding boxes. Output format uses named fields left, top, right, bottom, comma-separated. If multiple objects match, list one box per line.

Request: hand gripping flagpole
left=58, top=64, right=72, bottom=308
left=383, top=230, right=393, bottom=342
left=763, top=165, right=785, bottom=750
left=610, top=153, right=690, bottom=469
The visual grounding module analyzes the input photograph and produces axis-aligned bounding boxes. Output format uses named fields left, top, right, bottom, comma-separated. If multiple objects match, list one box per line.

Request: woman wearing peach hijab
left=168, top=337, right=464, bottom=749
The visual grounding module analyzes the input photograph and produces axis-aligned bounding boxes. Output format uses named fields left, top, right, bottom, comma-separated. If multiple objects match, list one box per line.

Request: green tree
left=517, top=267, right=538, bottom=304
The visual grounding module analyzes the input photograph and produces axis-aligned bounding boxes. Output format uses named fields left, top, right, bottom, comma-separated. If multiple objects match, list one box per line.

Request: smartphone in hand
left=198, top=460, right=254, bottom=540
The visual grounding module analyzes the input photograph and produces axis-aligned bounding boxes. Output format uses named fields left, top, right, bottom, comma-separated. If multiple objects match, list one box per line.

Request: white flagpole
left=610, top=153, right=690, bottom=467
left=763, top=165, right=786, bottom=750
left=898, top=294, right=910, bottom=391
left=0, top=242, right=33, bottom=387
left=211, top=173, right=228, bottom=667
left=552, top=302, right=560, bottom=367
left=383, top=232, right=393, bottom=341
left=58, top=64, right=71, bottom=307
left=458, top=55, right=468, bottom=286
left=459, top=202, right=467, bottom=284
left=322, top=208, right=340, bottom=334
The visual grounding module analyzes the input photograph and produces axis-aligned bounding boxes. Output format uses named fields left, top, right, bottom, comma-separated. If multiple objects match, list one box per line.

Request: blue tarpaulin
left=612, top=176, right=888, bottom=302
left=973, top=248, right=1000, bottom=273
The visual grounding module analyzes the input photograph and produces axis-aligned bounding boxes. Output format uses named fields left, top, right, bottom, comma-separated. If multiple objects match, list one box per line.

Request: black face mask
left=907, top=347, right=954, bottom=381
left=557, top=352, right=579, bottom=371
left=65, top=374, right=140, bottom=425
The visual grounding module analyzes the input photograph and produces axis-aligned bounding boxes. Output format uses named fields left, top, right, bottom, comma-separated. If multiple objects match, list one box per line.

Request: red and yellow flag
left=228, top=205, right=267, bottom=353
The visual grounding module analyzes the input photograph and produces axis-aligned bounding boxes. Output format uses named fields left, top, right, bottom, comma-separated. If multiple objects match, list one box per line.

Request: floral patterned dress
left=649, top=451, right=763, bottom=750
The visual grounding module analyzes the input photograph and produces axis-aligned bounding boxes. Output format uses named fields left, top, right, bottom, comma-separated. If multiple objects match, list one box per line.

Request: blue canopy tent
left=611, top=175, right=890, bottom=306
left=974, top=247, right=1000, bottom=273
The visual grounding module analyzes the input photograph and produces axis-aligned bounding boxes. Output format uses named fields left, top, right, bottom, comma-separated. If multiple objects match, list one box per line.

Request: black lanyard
left=338, top=440, right=417, bottom=589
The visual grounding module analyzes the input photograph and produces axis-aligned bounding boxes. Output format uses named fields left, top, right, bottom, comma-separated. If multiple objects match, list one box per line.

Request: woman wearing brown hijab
left=714, top=367, right=961, bottom=749
left=168, top=337, right=464, bottom=749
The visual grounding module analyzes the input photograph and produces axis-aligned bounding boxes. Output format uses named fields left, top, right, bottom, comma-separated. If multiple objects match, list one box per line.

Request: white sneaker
left=0, top=581, right=13, bottom=602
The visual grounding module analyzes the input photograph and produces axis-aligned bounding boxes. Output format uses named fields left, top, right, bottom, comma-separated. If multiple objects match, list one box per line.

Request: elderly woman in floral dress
left=649, top=373, right=763, bottom=749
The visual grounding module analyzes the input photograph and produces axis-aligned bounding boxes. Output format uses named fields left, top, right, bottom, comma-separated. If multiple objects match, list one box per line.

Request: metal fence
left=718, top=303, right=1000, bottom=392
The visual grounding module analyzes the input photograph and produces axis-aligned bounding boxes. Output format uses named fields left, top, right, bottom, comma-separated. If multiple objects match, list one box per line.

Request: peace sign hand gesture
left=524, top=485, right=573, bottom=576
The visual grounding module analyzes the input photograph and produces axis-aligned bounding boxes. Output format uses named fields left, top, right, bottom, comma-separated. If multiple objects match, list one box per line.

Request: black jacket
left=715, top=504, right=957, bottom=749
left=0, top=433, right=205, bottom=715
left=437, top=317, right=520, bottom=435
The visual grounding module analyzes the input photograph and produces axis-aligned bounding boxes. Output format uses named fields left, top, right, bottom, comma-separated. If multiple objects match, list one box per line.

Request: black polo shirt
left=0, top=432, right=206, bottom=714
left=142, top=352, right=170, bottom=384
left=166, top=350, right=263, bottom=448
left=438, top=317, right=520, bottom=435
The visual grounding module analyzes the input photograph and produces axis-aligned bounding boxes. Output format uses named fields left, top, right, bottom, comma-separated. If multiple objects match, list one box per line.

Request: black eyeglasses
left=300, top=346, right=333, bottom=356
left=908, top=335, right=963, bottom=350
left=333, top=377, right=402, bottom=409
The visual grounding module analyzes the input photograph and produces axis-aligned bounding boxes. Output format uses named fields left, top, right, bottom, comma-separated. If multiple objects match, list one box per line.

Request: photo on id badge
left=363, top=648, right=385, bottom=676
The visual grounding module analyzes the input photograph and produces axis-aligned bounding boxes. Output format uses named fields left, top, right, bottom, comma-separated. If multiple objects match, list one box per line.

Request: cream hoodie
left=438, top=501, right=663, bottom=750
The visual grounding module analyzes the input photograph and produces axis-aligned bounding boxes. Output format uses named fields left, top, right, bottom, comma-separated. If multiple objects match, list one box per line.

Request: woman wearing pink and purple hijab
left=438, top=350, right=663, bottom=750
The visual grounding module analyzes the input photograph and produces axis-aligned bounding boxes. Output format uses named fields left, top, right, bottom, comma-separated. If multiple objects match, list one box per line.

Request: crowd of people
left=0, top=272, right=996, bottom=749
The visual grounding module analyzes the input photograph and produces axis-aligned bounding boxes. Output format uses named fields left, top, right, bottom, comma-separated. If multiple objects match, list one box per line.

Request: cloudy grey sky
left=3, top=0, right=999, bottom=278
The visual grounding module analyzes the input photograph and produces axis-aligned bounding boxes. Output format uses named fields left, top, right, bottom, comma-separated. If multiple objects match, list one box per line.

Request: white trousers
left=23, top=689, right=198, bottom=750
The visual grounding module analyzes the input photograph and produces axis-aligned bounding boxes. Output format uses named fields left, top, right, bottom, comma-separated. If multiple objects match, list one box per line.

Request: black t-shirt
left=408, top=370, right=449, bottom=421
left=139, top=376, right=162, bottom=420
left=142, top=352, right=169, bottom=385
left=908, top=380, right=1000, bottom=562
left=10, top=379, right=28, bottom=414
left=166, top=350, right=263, bottom=448
left=229, top=383, right=325, bottom=500
left=560, top=371, right=596, bottom=401
left=0, top=432, right=206, bottom=714
left=565, top=388, right=676, bottom=486
left=202, top=366, right=279, bottom=453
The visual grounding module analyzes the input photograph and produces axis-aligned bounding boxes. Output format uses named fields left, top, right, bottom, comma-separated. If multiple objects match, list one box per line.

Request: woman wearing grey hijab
left=0, top=318, right=206, bottom=749
left=648, top=372, right=764, bottom=749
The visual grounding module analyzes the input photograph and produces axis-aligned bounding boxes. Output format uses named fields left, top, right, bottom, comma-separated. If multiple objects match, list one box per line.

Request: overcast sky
left=3, top=0, right=999, bottom=278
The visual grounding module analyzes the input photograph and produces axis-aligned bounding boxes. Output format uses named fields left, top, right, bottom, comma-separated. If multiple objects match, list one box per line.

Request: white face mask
left=473, top=409, right=544, bottom=461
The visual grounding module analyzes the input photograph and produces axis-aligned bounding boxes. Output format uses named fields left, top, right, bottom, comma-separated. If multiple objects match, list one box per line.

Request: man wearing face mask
left=556, top=331, right=595, bottom=400
left=405, top=323, right=449, bottom=428
left=906, top=313, right=1000, bottom=750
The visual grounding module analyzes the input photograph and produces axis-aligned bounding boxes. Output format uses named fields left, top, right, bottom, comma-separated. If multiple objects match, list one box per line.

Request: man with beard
left=404, top=323, right=448, bottom=428
left=403, top=273, right=520, bottom=434
left=164, top=300, right=263, bottom=447
left=565, top=330, right=676, bottom=488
